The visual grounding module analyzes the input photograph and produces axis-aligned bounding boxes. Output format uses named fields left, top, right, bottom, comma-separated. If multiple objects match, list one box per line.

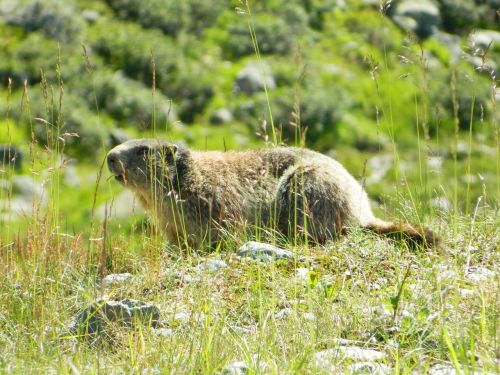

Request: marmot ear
left=161, top=143, right=178, bottom=160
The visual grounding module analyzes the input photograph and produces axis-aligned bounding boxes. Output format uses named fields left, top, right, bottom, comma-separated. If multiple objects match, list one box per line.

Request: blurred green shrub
left=88, top=21, right=177, bottom=87
left=0, top=33, right=86, bottom=85
left=105, top=0, right=226, bottom=36
left=22, top=90, right=106, bottom=159
left=0, top=0, right=85, bottom=42
left=75, top=70, right=177, bottom=130
left=212, top=9, right=307, bottom=58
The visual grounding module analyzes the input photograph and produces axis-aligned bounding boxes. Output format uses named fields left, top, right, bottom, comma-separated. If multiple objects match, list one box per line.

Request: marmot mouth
left=114, top=174, right=125, bottom=183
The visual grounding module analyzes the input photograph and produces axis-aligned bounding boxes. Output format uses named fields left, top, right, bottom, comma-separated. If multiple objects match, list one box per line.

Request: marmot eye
left=135, top=146, right=149, bottom=158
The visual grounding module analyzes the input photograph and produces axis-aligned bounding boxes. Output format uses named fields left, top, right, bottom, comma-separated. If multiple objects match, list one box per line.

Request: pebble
left=466, top=267, right=495, bottom=283
left=70, top=298, right=160, bottom=336
left=237, top=241, right=294, bottom=262
left=151, top=327, right=174, bottom=338
left=275, top=307, right=294, bottom=320
left=101, top=273, right=133, bottom=287
left=349, top=361, right=391, bottom=374
left=193, top=259, right=227, bottom=274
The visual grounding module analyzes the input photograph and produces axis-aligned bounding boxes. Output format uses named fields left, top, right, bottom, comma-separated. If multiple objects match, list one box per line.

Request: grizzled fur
left=107, top=139, right=439, bottom=249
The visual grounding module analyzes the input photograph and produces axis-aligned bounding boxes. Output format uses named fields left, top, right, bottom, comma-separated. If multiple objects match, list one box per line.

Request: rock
left=101, top=273, right=133, bottom=287
left=237, top=241, right=294, bottom=262
left=314, top=345, right=386, bottom=371
left=366, top=154, right=393, bottom=184
left=12, top=175, right=46, bottom=202
left=96, top=190, right=145, bottom=219
left=221, top=361, right=249, bottom=375
left=349, top=361, right=391, bottom=374
left=82, top=9, right=100, bottom=23
left=0, top=144, right=23, bottom=171
left=426, top=364, right=494, bottom=375
left=193, top=259, right=227, bottom=274
left=303, top=312, right=316, bottom=321
left=469, top=30, right=500, bottom=50
left=427, top=156, right=443, bottom=173
left=466, top=267, right=495, bottom=283
left=430, top=197, right=452, bottom=213
left=221, top=357, right=268, bottom=375
left=433, top=31, right=463, bottom=63
left=275, top=307, right=294, bottom=320
left=108, top=128, right=132, bottom=148
left=63, top=165, right=80, bottom=187
left=460, top=174, right=478, bottom=184
left=234, top=62, right=276, bottom=95
left=392, top=0, right=441, bottom=38
left=70, top=299, right=160, bottom=337
left=151, top=327, right=174, bottom=337
left=210, top=108, right=233, bottom=125
left=295, top=267, right=310, bottom=281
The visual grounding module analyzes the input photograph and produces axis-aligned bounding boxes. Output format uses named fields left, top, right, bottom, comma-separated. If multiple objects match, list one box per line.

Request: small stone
left=466, top=267, right=495, bottom=283
left=108, top=128, right=131, bottom=148
left=237, top=241, right=294, bottom=262
left=12, top=175, right=45, bottom=200
left=151, top=327, right=174, bottom=337
left=366, top=155, right=393, bottom=184
left=221, top=357, right=268, bottom=375
left=63, top=165, right=80, bottom=187
left=295, top=267, right=309, bottom=281
left=70, top=299, right=160, bottom=337
left=193, top=259, right=227, bottom=274
left=349, top=361, right=391, bottom=374
left=221, top=361, right=249, bottom=375
left=392, top=0, right=440, bottom=38
left=427, top=156, right=443, bottom=173
left=234, top=62, right=276, bottom=95
left=82, top=9, right=100, bottom=22
left=431, top=197, right=451, bottom=213
left=314, top=345, right=386, bottom=371
left=303, top=312, right=316, bottom=321
left=101, top=273, right=133, bottom=287
left=210, top=108, right=233, bottom=125
left=459, top=288, right=478, bottom=298
left=469, top=30, right=500, bottom=50
left=275, top=307, right=294, bottom=320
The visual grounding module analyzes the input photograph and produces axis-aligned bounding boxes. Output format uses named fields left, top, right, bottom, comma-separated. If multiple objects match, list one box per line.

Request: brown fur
left=107, top=139, right=439, bottom=249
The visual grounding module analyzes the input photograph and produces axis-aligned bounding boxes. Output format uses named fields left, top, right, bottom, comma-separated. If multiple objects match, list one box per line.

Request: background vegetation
left=0, top=0, right=498, bottom=373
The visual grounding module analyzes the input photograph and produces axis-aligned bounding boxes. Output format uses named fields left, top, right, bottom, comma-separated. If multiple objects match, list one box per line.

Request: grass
left=0, top=213, right=498, bottom=373
left=1, top=2, right=499, bottom=374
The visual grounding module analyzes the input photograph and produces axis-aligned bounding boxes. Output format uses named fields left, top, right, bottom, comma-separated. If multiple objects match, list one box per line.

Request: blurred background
left=0, top=0, right=498, bottom=235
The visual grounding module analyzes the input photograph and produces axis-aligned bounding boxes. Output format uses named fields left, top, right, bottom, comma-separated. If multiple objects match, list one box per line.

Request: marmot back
left=107, top=139, right=439, bottom=249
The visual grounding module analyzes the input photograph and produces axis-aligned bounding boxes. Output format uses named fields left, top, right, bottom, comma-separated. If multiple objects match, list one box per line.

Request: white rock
left=470, top=30, right=500, bottom=50
left=234, top=62, right=276, bottom=95
left=295, top=267, right=309, bottom=281
left=237, top=241, right=294, bottom=262
left=303, top=312, right=316, bottom=321
left=466, top=267, right=495, bottom=283
left=275, top=308, right=294, bottom=320
left=349, top=361, right=391, bottom=374
left=221, top=361, right=248, bottom=375
left=151, top=327, right=174, bottom=337
left=366, top=155, right=393, bottom=184
left=314, top=346, right=386, bottom=372
left=193, top=259, right=227, bottom=274
left=101, top=273, right=132, bottom=287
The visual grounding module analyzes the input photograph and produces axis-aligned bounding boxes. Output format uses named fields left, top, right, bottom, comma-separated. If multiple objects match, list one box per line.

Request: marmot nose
left=107, top=152, right=119, bottom=173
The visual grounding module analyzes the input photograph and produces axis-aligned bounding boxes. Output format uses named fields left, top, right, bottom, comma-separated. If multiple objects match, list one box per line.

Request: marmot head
left=107, top=139, right=188, bottom=193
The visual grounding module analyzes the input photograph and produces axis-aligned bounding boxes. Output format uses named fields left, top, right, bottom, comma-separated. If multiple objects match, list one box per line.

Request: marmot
left=107, top=139, right=438, bottom=249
